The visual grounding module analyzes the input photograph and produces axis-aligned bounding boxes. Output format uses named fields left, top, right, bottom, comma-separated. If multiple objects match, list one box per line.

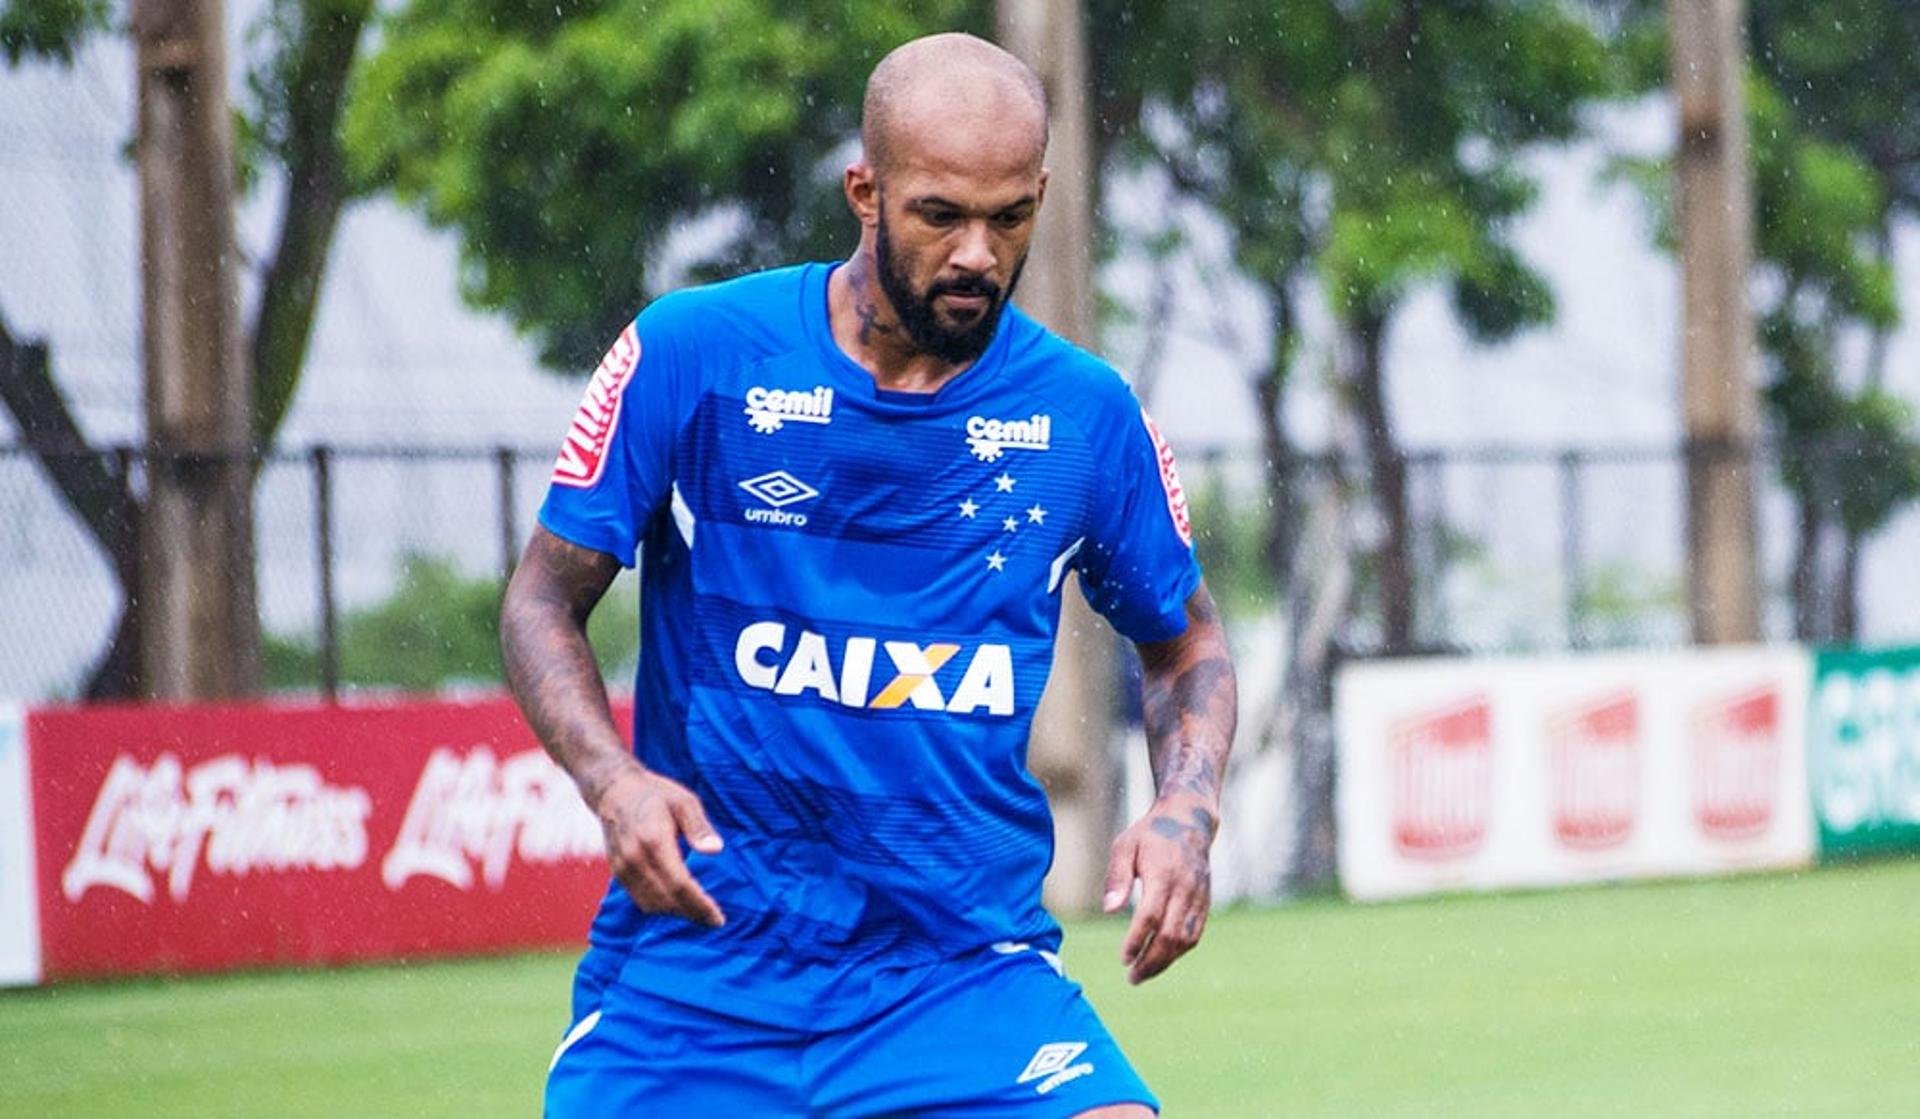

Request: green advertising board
left=1809, top=646, right=1920, bottom=860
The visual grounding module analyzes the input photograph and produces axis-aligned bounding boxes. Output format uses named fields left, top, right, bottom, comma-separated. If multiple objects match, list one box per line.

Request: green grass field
left=4, top=859, right=1918, bottom=1117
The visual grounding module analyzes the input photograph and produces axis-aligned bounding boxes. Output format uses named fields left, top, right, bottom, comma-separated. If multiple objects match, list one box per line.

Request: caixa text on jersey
left=734, top=622, right=1015, bottom=716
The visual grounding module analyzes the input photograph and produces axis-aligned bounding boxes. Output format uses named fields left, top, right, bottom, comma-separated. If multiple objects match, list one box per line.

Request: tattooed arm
left=1102, top=582, right=1236, bottom=984
left=501, top=526, right=726, bottom=927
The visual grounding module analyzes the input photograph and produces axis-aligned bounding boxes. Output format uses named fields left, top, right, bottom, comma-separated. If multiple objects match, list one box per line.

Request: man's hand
left=592, top=760, right=728, bottom=928
left=1102, top=792, right=1217, bottom=985
left=1113, top=582, right=1236, bottom=985
left=500, top=527, right=728, bottom=930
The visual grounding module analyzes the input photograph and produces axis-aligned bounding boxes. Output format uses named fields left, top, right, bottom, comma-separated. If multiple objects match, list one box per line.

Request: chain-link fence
left=1181, top=439, right=1920, bottom=659
left=5, top=438, right=1920, bottom=702
left=2, top=443, right=563, bottom=701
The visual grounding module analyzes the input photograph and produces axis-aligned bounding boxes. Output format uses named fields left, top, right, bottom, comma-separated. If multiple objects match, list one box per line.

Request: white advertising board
left=1335, top=647, right=1815, bottom=901
left=0, top=704, right=41, bottom=985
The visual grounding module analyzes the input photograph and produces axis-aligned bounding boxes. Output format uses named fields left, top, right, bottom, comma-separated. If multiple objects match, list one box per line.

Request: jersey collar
left=802, top=262, right=1022, bottom=417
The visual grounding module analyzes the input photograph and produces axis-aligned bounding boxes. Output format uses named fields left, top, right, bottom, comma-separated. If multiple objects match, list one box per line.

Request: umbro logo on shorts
left=1017, top=1041, right=1094, bottom=1095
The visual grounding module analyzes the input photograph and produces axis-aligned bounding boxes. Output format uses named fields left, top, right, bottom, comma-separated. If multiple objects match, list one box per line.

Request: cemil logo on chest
left=745, top=385, right=834, bottom=433
left=966, top=413, right=1052, bottom=461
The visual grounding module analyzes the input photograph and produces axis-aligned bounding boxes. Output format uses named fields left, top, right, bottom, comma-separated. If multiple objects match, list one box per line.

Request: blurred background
left=9, top=0, right=1920, bottom=892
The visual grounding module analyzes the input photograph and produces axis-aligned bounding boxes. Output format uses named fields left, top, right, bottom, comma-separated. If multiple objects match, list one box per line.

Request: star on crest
left=1025, top=503, right=1047, bottom=525
left=958, top=497, right=979, bottom=519
left=994, top=472, right=1016, bottom=493
left=986, top=550, right=1007, bottom=572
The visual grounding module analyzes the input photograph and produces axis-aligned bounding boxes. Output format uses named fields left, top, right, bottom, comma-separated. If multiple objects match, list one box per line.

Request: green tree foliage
left=1095, top=0, right=1615, bottom=649
left=0, top=0, right=108, bottom=64
left=265, top=553, right=639, bottom=693
left=1749, top=0, right=1920, bottom=638
left=344, top=0, right=984, bottom=370
left=349, top=0, right=1626, bottom=654
left=1611, top=0, right=1917, bottom=640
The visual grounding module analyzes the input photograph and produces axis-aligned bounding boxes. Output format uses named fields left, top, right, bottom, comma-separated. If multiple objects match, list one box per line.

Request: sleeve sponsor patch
left=551, top=322, right=641, bottom=489
left=1139, top=407, right=1193, bottom=547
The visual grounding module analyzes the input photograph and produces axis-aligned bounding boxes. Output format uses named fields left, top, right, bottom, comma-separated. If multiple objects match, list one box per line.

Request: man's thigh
left=809, top=945, right=1160, bottom=1118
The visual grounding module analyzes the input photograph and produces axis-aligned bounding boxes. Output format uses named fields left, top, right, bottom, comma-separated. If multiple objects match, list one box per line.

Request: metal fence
left=1182, top=440, right=1920, bottom=659
left=4, top=438, right=1919, bottom=702
left=2, top=443, right=559, bottom=701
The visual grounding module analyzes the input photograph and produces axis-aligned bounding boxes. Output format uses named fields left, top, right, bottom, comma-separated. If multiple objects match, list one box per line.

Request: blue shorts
left=544, top=943, right=1159, bottom=1117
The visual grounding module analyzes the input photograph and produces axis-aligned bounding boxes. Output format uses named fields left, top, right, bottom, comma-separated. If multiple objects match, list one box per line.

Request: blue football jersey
left=538, top=263, right=1202, bottom=1029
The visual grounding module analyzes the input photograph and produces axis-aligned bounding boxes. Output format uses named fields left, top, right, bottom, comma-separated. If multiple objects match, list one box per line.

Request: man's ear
left=845, top=161, right=880, bottom=228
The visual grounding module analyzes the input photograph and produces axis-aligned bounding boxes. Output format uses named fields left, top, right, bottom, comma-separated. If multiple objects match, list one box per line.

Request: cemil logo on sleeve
left=551, top=322, right=641, bottom=489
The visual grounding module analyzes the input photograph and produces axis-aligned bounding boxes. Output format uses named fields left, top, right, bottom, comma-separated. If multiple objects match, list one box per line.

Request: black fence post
left=313, top=445, right=339, bottom=701
left=497, top=446, right=518, bottom=587
left=1561, top=449, right=1586, bottom=650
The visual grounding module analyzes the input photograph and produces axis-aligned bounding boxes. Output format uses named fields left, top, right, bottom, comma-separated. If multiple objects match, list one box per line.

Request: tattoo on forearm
left=1137, top=587, right=1237, bottom=809
left=501, top=529, right=632, bottom=807
left=1148, top=805, right=1216, bottom=897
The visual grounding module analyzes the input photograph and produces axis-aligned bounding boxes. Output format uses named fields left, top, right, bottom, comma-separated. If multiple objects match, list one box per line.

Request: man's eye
left=923, top=210, right=960, bottom=226
left=993, top=211, right=1028, bottom=229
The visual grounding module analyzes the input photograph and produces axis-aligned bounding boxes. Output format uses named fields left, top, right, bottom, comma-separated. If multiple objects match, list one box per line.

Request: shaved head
left=861, top=33, right=1049, bottom=178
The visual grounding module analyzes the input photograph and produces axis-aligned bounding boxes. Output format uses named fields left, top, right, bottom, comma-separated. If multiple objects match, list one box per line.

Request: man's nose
left=949, top=221, right=996, bottom=275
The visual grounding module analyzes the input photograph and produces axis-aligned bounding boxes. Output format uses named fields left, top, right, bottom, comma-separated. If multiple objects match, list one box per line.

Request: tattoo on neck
left=856, top=300, right=895, bottom=346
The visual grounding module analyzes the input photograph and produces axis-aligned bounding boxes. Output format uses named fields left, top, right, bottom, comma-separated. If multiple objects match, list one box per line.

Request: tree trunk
left=1255, top=276, right=1299, bottom=594
left=135, top=0, right=260, bottom=698
left=1790, top=486, right=1821, bottom=642
left=2, top=2, right=369, bottom=700
left=251, top=0, right=373, bottom=447
left=1670, top=0, right=1761, bottom=644
left=1346, top=308, right=1414, bottom=652
left=997, top=0, right=1114, bottom=916
left=0, top=321, right=144, bottom=697
left=1834, top=530, right=1862, bottom=642
left=1835, top=218, right=1897, bottom=644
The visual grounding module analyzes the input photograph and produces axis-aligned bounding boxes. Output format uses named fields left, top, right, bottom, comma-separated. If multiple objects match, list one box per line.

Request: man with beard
left=505, top=31, right=1235, bottom=1118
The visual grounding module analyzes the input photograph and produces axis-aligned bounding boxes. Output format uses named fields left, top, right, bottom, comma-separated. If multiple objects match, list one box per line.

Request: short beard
left=875, top=209, right=1025, bottom=365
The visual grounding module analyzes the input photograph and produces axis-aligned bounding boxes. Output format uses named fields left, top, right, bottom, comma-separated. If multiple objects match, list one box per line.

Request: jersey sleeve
left=536, top=302, right=695, bottom=567
left=1075, top=402, right=1204, bottom=644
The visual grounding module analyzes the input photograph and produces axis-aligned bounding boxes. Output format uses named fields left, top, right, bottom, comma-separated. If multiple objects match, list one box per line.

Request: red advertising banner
left=27, top=697, right=621, bottom=981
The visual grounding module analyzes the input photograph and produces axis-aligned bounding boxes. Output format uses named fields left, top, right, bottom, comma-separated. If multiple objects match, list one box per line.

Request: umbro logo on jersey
left=734, top=623, right=1015, bottom=716
left=1017, top=1042, right=1094, bottom=1095
left=738, top=470, right=819, bottom=527
left=966, top=413, right=1052, bottom=461
left=745, top=385, right=834, bottom=433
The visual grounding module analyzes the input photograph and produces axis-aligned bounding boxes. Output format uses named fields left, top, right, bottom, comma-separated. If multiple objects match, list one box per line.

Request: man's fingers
left=670, top=793, right=725, bottom=854
left=606, top=796, right=727, bottom=927
left=663, top=862, right=727, bottom=927
left=1128, top=881, right=1209, bottom=984
left=620, top=835, right=727, bottom=927
left=1102, top=834, right=1138, bottom=913
left=1120, top=874, right=1168, bottom=969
